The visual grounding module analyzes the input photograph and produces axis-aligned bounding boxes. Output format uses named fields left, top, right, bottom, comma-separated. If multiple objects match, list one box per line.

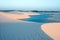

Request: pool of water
left=0, top=22, right=53, bottom=40
left=22, top=12, right=60, bottom=23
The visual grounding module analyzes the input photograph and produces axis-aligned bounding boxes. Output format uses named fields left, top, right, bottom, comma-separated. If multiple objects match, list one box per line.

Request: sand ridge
left=41, top=23, right=60, bottom=40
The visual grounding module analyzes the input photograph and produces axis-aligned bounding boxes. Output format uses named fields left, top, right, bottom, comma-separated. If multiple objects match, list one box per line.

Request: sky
left=0, top=0, right=60, bottom=11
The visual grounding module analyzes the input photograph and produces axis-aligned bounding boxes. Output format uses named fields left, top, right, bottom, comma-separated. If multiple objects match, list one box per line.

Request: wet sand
left=41, top=23, right=60, bottom=40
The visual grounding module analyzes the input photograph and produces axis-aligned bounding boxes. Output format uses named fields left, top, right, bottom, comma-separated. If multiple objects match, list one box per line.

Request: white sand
left=41, top=23, right=60, bottom=40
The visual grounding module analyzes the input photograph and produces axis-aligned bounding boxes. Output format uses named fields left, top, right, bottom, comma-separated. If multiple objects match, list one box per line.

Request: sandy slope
left=0, top=12, right=30, bottom=20
left=41, top=23, right=60, bottom=40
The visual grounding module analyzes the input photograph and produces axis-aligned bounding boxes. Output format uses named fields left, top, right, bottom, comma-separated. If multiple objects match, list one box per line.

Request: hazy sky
left=0, top=0, right=60, bottom=11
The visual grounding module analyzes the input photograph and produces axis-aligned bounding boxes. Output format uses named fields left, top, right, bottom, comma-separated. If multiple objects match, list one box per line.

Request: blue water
left=0, top=22, right=53, bottom=40
left=22, top=12, right=60, bottom=23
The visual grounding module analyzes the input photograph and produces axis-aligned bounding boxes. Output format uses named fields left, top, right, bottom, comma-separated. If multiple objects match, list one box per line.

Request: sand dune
left=41, top=23, right=60, bottom=40
left=0, top=12, right=30, bottom=20
left=0, top=12, right=40, bottom=20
